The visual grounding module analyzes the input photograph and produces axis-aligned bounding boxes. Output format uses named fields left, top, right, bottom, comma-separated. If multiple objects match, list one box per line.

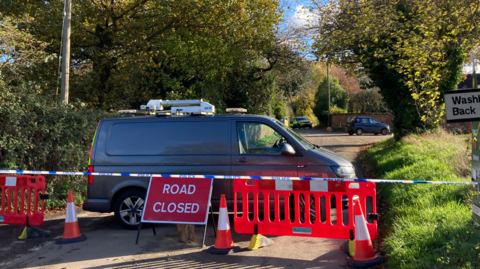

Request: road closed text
left=153, top=184, right=199, bottom=214
left=153, top=202, right=199, bottom=213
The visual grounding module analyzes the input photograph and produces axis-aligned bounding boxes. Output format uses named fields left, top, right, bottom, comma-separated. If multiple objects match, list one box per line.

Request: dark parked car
left=345, top=116, right=390, bottom=135
left=84, top=110, right=356, bottom=229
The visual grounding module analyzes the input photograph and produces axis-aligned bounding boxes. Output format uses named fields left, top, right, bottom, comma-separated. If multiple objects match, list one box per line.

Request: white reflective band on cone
left=218, top=208, right=230, bottom=231
left=65, top=202, right=78, bottom=223
left=355, top=215, right=370, bottom=241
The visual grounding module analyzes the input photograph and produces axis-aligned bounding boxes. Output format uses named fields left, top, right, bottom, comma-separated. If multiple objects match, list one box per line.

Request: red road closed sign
left=141, top=176, right=213, bottom=224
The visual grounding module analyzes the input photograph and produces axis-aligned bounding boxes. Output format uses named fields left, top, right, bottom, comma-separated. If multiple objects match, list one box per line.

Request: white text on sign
left=152, top=184, right=199, bottom=214
left=163, top=184, right=196, bottom=194
left=153, top=202, right=199, bottom=213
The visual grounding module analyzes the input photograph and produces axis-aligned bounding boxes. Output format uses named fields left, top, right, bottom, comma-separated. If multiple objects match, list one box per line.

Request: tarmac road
left=0, top=129, right=391, bottom=269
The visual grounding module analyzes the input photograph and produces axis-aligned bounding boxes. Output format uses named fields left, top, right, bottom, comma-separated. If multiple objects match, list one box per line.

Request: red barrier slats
left=41, top=188, right=45, bottom=213
left=294, top=193, right=300, bottom=225
left=1, top=186, right=4, bottom=212
left=27, top=188, right=32, bottom=215
left=243, top=192, right=248, bottom=217
left=325, top=194, right=331, bottom=225
left=20, top=188, right=25, bottom=214
left=304, top=193, right=310, bottom=224
left=14, top=187, right=18, bottom=214
left=234, top=191, right=237, bottom=215
left=253, top=191, right=258, bottom=221
left=7, top=189, right=12, bottom=213
left=314, top=193, right=321, bottom=225
left=335, top=194, right=341, bottom=226
left=362, top=197, right=367, bottom=221
left=275, top=193, right=281, bottom=223
left=264, top=191, right=270, bottom=223
left=348, top=195, right=354, bottom=227
left=33, top=187, right=39, bottom=213
left=284, top=192, right=290, bottom=223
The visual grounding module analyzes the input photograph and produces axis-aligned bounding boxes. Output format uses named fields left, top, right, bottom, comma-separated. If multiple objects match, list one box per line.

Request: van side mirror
left=281, top=143, right=296, bottom=156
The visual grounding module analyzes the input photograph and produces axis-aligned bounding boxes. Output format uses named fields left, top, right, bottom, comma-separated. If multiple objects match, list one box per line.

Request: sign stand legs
left=135, top=223, right=142, bottom=245
left=210, top=201, right=217, bottom=237
left=135, top=223, right=156, bottom=245
left=201, top=202, right=216, bottom=248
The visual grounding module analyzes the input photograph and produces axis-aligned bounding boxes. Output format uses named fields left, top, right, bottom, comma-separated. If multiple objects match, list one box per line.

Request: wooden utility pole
left=327, top=62, right=330, bottom=127
left=60, top=0, right=72, bottom=104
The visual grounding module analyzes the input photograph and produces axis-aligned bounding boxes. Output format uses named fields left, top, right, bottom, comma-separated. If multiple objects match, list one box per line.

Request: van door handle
left=237, top=157, right=247, bottom=164
left=298, top=165, right=307, bottom=168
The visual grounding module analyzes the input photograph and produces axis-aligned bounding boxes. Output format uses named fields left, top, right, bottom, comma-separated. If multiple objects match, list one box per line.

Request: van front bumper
left=83, top=198, right=111, bottom=213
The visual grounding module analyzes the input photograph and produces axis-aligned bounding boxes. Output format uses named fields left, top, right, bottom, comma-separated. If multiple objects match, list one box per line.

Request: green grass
left=365, top=131, right=480, bottom=268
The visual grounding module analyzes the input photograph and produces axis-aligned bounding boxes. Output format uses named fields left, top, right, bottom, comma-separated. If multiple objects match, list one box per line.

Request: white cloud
left=287, top=5, right=319, bottom=30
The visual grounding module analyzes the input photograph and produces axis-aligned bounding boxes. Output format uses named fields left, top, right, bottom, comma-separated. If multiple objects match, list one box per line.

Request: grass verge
left=365, top=130, right=480, bottom=268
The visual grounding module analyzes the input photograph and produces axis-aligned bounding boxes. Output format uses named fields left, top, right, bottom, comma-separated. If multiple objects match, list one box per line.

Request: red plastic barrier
left=234, top=179, right=377, bottom=240
left=0, top=175, right=46, bottom=226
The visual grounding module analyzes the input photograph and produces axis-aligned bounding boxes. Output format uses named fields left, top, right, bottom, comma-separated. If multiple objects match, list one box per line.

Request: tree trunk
left=176, top=224, right=195, bottom=243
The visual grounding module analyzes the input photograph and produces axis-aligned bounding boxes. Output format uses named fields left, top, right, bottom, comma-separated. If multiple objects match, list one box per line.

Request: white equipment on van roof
left=118, top=99, right=215, bottom=116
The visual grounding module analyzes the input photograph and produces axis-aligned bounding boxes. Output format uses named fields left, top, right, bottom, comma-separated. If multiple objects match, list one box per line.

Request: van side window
left=236, top=122, right=287, bottom=155
left=107, top=122, right=229, bottom=155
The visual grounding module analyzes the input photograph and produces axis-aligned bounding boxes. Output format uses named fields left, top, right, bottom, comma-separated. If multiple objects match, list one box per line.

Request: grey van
left=83, top=114, right=356, bottom=229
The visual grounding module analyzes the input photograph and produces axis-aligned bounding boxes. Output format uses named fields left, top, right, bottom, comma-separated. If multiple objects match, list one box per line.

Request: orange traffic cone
left=208, top=194, right=238, bottom=254
left=347, top=199, right=382, bottom=267
left=56, top=190, right=87, bottom=244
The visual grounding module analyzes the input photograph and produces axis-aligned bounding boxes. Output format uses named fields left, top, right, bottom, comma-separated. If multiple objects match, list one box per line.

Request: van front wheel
left=114, top=189, right=146, bottom=230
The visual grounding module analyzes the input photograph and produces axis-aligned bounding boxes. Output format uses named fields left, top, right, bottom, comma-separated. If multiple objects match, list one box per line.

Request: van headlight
left=331, top=166, right=356, bottom=178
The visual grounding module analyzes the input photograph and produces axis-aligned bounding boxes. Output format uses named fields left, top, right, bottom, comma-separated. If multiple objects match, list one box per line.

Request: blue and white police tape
left=0, top=169, right=479, bottom=185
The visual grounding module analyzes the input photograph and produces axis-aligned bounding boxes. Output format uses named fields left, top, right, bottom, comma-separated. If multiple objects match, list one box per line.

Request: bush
left=365, top=130, right=480, bottom=268
left=0, top=82, right=113, bottom=208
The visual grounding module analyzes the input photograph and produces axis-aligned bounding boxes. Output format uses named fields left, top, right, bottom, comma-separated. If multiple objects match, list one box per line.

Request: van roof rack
left=118, top=99, right=215, bottom=117
left=226, top=108, right=247, bottom=115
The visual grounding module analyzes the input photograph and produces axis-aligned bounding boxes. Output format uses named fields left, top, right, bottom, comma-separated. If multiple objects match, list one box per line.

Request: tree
left=288, top=62, right=325, bottom=124
left=2, top=0, right=280, bottom=108
left=0, top=15, right=52, bottom=85
left=330, top=66, right=362, bottom=94
left=313, top=75, right=348, bottom=117
left=312, top=0, right=480, bottom=138
left=348, top=88, right=390, bottom=113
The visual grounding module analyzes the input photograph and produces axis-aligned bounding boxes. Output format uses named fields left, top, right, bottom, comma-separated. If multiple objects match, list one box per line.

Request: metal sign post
left=445, top=87, right=480, bottom=224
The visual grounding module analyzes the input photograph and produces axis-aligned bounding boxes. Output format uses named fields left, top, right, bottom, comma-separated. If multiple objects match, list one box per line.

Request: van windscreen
left=107, top=121, right=229, bottom=155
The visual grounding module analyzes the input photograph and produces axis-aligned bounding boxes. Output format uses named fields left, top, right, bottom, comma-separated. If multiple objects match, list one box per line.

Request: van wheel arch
left=110, top=186, right=146, bottom=212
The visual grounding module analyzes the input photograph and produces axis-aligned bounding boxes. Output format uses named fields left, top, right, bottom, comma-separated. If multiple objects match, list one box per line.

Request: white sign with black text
left=445, top=89, right=480, bottom=123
